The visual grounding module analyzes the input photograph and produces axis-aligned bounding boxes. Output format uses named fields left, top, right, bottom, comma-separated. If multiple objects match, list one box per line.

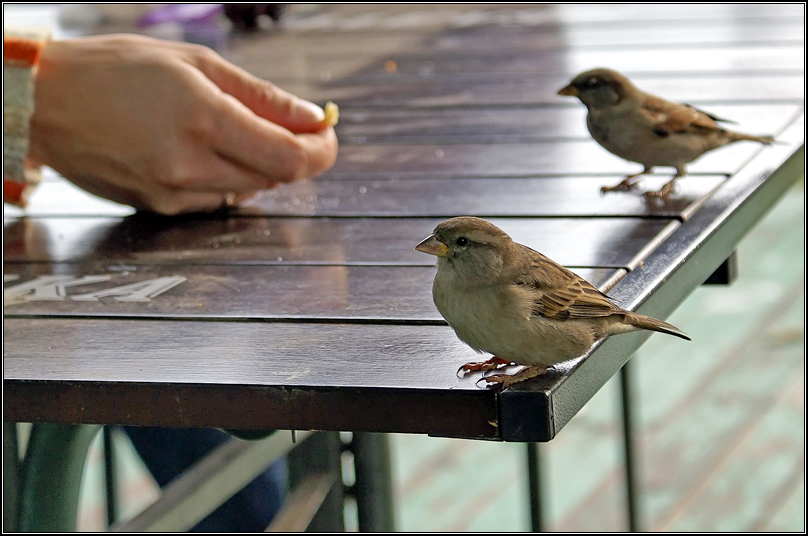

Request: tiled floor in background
left=74, top=180, right=804, bottom=532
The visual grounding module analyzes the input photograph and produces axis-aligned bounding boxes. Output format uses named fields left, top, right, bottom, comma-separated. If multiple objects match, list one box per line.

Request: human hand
left=28, top=34, right=338, bottom=215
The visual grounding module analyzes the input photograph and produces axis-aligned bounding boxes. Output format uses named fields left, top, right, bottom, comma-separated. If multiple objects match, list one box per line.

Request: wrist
left=3, top=27, right=50, bottom=207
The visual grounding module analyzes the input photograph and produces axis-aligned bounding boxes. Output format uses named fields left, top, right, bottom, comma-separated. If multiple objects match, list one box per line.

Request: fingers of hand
left=208, top=95, right=339, bottom=184
left=190, top=49, right=327, bottom=133
left=165, top=152, right=284, bottom=194
left=175, top=46, right=339, bottom=184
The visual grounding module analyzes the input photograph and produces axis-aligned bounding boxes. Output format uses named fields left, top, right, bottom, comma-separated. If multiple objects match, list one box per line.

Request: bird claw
left=475, top=375, right=496, bottom=388
left=475, top=373, right=513, bottom=388
left=643, top=190, right=666, bottom=199
left=644, top=171, right=684, bottom=199
left=601, top=177, right=643, bottom=194
left=643, top=180, right=678, bottom=199
left=456, top=356, right=513, bottom=377
left=474, top=365, right=550, bottom=389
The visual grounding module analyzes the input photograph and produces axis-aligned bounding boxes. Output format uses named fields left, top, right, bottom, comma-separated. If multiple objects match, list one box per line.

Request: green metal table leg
left=103, top=427, right=118, bottom=526
left=620, top=360, right=641, bottom=532
left=527, top=442, right=545, bottom=532
left=351, top=432, right=396, bottom=532
left=18, top=423, right=100, bottom=532
left=3, top=422, right=21, bottom=532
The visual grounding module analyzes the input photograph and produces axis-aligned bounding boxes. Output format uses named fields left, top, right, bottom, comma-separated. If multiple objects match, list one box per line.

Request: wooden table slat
left=237, top=44, right=806, bottom=81
left=3, top=317, right=501, bottom=438
left=343, top=45, right=807, bottom=77
left=264, top=4, right=803, bottom=35
left=3, top=264, right=623, bottom=321
left=413, top=23, right=805, bottom=51
left=4, top=175, right=725, bottom=219
left=4, top=216, right=679, bottom=268
left=322, top=142, right=769, bottom=177
left=303, top=75, right=805, bottom=109
left=3, top=318, right=488, bottom=390
left=332, top=104, right=798, bottom=144
left=225, top=24, right=804, bottom=69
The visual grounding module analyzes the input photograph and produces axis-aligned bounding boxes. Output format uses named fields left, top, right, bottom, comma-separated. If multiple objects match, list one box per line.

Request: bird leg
left=601, top=167, right=653, bottom=194
left=644, top=168, right=685, bottom=199
left=479, top=365, right=549, bottom=388
left=457, top=356, right=514, bottom=377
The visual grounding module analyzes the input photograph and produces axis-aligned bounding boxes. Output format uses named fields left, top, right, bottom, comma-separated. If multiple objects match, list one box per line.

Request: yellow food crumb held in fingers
left=324, top=101, right=339, bottom=127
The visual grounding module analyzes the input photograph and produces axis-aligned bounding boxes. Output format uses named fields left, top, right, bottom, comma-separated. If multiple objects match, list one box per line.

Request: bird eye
left=455, top=237, right=469, bottom=247
left=583, top=77, right=602, bottom=89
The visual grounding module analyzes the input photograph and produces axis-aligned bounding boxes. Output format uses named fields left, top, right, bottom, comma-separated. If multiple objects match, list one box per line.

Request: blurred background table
left=3, top=3, right=804, bottom=532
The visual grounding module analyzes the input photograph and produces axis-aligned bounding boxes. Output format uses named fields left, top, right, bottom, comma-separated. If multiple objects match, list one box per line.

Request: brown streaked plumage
left=558, top=68, right=774, bottom=198
left=415, top=217, right=690, bottom=388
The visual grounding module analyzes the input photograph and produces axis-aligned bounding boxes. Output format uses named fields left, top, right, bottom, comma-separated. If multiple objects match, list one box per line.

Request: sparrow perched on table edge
left=557, top=68, right=774, bottom=198
left=415, top=216, right=690, bottom=388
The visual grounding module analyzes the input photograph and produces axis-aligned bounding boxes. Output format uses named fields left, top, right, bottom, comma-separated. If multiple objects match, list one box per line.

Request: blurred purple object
left=137, top=4, right=224, bottom=27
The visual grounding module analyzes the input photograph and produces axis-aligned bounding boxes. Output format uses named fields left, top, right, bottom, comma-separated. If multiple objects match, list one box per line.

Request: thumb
left=190, top=50, right=327, bottom=133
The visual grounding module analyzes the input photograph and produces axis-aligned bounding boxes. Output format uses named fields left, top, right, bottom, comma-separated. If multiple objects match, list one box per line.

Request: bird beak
left=557, top=84, right=579, bottom=97
left=414, top=234, right=449, bottom=257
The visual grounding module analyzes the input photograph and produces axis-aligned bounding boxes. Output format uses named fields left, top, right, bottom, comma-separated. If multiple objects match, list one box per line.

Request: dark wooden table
left=3, top=3, right=804, bottom=530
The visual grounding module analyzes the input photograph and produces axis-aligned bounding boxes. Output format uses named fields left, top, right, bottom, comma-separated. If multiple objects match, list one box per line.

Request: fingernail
left=295, top=99, right=325, bottom=123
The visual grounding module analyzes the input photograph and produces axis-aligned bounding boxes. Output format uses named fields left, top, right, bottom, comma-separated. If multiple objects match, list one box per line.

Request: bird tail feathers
left=729, top=132, right=775, bottom=145
left=625, top=312, right=691, bottom=341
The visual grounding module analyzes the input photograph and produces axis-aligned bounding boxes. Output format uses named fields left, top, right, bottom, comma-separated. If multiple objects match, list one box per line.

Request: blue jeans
left=121, top=427, right=287, bottom=532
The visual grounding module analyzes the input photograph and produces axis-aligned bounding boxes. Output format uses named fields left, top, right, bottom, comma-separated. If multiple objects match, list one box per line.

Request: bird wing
left=512, top=248, right=620, bottom=320
left=641, top=95, right=723, bottom=137
left=682, top=103, right=736, bottom=124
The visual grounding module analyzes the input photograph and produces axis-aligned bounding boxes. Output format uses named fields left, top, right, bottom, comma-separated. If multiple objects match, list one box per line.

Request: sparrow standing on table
left=557, top=68, right=775, bottom=198
left=415, top=217, right=690, bottom=388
